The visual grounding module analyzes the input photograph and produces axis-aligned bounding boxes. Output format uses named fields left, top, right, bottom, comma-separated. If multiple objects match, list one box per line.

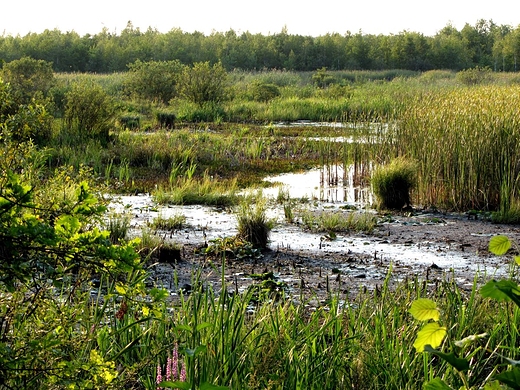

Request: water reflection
left=263, top=164, right=373, bottom=205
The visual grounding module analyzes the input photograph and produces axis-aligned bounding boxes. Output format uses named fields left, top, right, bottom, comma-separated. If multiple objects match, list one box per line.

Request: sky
left=1, top=0, right=518, bottom=38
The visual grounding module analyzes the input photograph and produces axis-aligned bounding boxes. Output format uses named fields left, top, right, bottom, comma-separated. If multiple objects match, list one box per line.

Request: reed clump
left=371, top=157, right=417, bottom=210
left=236, top=194, right=273, bottom=249
left=384, top=85, right=520, bottom=211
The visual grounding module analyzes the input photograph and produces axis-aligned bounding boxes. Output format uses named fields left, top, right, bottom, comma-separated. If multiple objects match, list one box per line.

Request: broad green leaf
left=480, top=280, right=520, bottom=308
left=414, top=322, right=447, bottom=352
left=54, top=215, right=81, bottom=237
left=424, top=345, right=470, bottom=371
left=196, top=322, right=212, bottom=332
left=483, top=381, right=506, bottom=390
left=115, top=283, right=127, bottom=295
left=489, top=235, right=511, bottom=255
left=409, top=298, right=440, bottom=321
left=185, top=345, right=207, bottom=357
left=515, top=256, right=520, bottom=266
left=150, top=287, right=169, bottom=302
left=494, top=367, right=520, bottom=389
left=160, top=381, right=191, bottom=389
left=423, top=377, right=453, bottom=390
left=200, top=383, right=230, bottom=390
left=454, top=333, right=488, bottom=348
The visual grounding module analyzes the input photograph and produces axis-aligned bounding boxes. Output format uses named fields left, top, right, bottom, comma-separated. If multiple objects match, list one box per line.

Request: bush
left=456, top=66, right=493, bottom=86
left=179, top=61, right=228, bottom=107
left=250, top=81, right=281, bottom=102
left=64, top=79, right=116, bottom=144
left=371, top=157, right=417, bottom=209
left=0, top=79, right=52, bottom=144
left=1, top=57, right=55, bottom=102
left=124, top=59, right=184, bottom=103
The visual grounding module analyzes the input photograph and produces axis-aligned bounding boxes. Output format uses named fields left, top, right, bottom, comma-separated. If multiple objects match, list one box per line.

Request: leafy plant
left=409, top=235, right=520, bottom=389
left=179, top=61, right=229, bottom=107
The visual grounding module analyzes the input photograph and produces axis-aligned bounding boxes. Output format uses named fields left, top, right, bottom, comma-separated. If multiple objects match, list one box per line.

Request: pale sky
left=1, top=1, right=519, bottom=38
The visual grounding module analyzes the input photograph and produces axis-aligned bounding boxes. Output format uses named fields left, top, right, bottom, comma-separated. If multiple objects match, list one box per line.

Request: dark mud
left=146, top=209, right=520, bottom=304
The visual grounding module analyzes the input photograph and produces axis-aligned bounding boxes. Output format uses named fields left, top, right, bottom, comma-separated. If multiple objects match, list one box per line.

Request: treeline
left=1, top=19, right=519, bottom=73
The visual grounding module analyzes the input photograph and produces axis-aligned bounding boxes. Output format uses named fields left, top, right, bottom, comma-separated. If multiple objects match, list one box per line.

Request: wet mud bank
left=111, top=194, right=520, bottom=304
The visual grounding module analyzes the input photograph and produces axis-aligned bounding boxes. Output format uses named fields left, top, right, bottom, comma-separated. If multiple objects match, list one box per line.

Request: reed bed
left=380, top=85, right=520, bottom=211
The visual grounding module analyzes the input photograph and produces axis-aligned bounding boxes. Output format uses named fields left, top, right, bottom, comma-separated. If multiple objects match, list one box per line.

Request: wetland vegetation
left=2, top=38, right=520, bottom=388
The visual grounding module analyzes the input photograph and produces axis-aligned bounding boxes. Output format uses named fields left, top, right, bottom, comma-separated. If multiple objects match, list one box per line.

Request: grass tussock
left=299, top=208, right=377, bottom=234
left=153, top=173, right=238, bottom=206
left=371, top=157, right=417, bottom=210
left=236, top=193, right=273, bottom=249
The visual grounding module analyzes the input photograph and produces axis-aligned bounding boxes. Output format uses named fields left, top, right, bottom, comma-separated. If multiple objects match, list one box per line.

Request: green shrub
left=64, top=79, right=116, bottom=144
left=250, top=81, right=281, bottom=102
left=371, top=157, right=417, bottom=209
left=179, top=61, right=228, bottom=107
left=1, top=56, right=55, bottom=102
left=124, top=59, right=184, bottom=104
left=456, top=66, right=493, bottom=86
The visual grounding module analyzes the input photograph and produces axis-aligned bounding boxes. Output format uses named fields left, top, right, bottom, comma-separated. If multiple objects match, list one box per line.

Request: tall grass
left=153, top=173, right=238, bottom=206
left=378, top=85, right=520, bottom=211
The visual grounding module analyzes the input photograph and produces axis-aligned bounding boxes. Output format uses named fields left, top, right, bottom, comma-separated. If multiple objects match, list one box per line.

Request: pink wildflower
left=166, top=355, right=172, bottom=381
left=180, top=361, right=187, bottom=382
left=156, top=363, right=163, bottom=390
left=172, top=344, right=179, bottom=380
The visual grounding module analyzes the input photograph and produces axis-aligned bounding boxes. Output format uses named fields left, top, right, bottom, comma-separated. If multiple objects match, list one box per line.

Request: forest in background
left=1, top=19, right=519, bottom=73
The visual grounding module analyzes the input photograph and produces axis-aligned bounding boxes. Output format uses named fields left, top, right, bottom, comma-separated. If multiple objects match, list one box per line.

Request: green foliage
left=149, top=212, right=187, bottom=230
left=456, top=66, right=493, bottom=86
left=179, top=61, right=228, bottom=107
left=0, top=78, right=53, bottom=144
left=1, top=56, right=55, bottom=102
left=155, top=110, right=176, bottom=128
left=0, top=162, right=145, bottom=387
left=410, top=235, right=520, bottom=389
left=119, top=113, right=141, bottom=130
left=64, top=79, right=116, bottom=144
left=154, top=174, right=238, bottom=207
left=249, top=81, right=281, bottom=102
left=312, top=67, right=335, bottom=88
left=299, top=208, right=377, bottom=233
left=371, top=157, right=417, bottom=209
left=125, top=59, right=184, bottom=103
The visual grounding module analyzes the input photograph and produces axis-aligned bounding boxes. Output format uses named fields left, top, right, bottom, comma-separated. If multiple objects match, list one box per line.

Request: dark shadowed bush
left=371, top=157, right=417, bottom=209
left=155, top=110, right=176, bottom=128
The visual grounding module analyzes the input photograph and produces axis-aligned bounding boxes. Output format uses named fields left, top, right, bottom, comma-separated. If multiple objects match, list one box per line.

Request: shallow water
left=109, top=181, right=508, bottom=282
left=263, top=164, right=372, bottom=205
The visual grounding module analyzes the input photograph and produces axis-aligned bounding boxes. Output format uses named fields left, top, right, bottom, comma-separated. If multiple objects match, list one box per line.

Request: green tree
left=178, top=61, right=228, bottom=107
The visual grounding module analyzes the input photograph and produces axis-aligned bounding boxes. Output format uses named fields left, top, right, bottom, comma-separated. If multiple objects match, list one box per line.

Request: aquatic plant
left=371, top=157, right=417, bottom=209
left=236, top=194, right=272, bottom=249
left=149, top=212, right=187, bottom=231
